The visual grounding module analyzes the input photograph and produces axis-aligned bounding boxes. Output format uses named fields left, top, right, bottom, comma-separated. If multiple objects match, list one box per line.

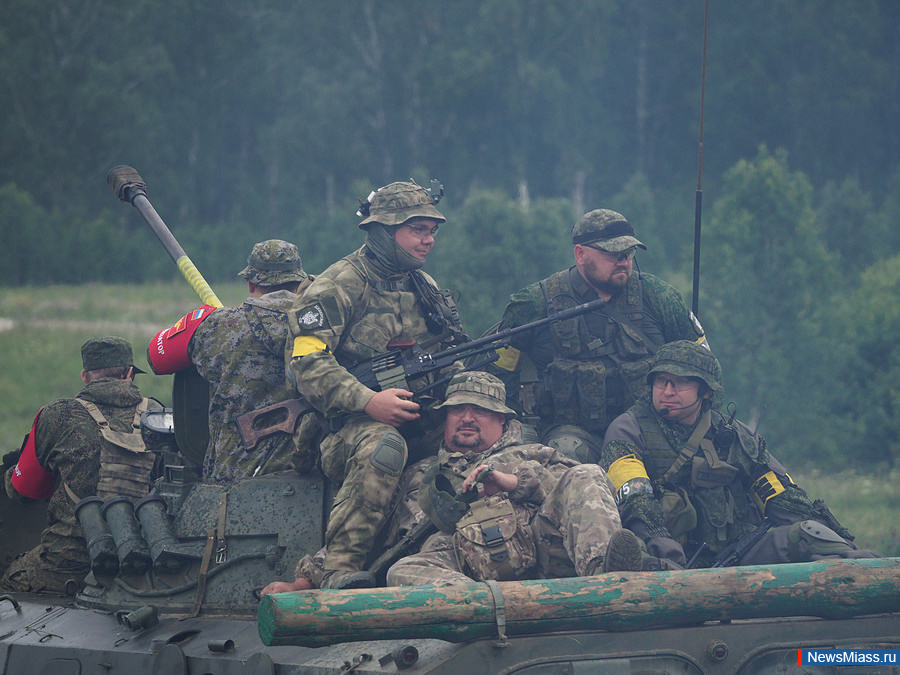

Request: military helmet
left=237, top=239, right=307, bottom=286
left=647, top=340, right=723, bottom=392
left=433, top=371, right=516, bottom=417
left=572, top=208, right=646, bottom=252
left=357, top=179, right=446, bottom=229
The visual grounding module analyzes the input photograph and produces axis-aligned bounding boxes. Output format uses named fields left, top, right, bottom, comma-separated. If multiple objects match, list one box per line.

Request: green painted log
left=258, top=557, right=900, bottom=647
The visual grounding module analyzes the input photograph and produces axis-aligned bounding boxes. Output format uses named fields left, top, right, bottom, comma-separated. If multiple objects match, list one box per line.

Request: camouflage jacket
left=600, top=397, right=821, bottom=561
left=491, top=267, right=704, bottom=436
left=385, top=420, right=579, bottom=547
left=4, top=378, right=150, bottom=565
left=189, top=288, right=309, bottom=483
left=288, top=246, right=463, bottom=419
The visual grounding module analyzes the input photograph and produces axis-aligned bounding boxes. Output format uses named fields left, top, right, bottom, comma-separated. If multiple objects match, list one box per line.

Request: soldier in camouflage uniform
left=599, top=340, right=879, bottom=569
left=384, top=371, right=642, bottom=586
left=489, top=209, right=706, bottom=463
left=2, top=337, right=159, bottom=593
left=286, top=180, right=467, bottom=590
left=150, top=240, right=312, bottom=483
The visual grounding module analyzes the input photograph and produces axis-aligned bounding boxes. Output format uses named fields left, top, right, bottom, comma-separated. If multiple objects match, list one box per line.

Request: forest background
left=2, top=0, right=900, bottom=484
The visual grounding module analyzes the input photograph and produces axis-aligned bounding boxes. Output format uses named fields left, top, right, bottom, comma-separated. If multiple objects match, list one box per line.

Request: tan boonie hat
left=357, top=180, right=446, bottom=229
left=81, top=336, right=145, bottom=374
left=238, top=239, right=307, bottom=286
left=434, top=371, right=516, bottom=416
left=572, top=208, right=646, bottom=252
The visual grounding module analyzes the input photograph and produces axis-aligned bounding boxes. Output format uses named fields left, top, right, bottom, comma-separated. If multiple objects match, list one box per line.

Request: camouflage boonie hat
left=237, top=239, right=307, bottom=286
left=82, top=336, right=145, bottom=374
left=434, top=371, right=516, bottom=416
left=648, top=340, right=723, bottom=392
left=572, top=209, right=646, bottom=252
left=357, top=180, right=446, bottom=229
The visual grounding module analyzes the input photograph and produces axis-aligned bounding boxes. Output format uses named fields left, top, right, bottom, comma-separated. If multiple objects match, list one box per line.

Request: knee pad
left=369, top=429, right=407, bottom=477
left=787, top=519, right=854, bottom=562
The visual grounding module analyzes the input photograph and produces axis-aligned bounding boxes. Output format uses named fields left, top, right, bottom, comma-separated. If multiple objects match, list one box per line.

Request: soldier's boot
left=321, top=570, right=376, bottom=590
left=601, top=529, right=643, bottom=573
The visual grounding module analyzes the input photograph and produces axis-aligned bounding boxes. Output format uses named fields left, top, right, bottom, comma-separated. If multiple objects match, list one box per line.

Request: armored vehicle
left=1, top=404, right=898, bottom=675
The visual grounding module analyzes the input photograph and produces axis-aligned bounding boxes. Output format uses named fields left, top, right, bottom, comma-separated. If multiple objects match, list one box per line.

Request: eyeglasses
left=405, top=222, right=440, bottom=239
left=652, top=374, right=696, bottom=392
left=584, top=244, right=636, bottom=262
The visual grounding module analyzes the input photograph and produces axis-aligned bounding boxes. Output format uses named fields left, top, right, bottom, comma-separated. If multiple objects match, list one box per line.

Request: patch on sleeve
left=296, top=303, right=327, bottom=331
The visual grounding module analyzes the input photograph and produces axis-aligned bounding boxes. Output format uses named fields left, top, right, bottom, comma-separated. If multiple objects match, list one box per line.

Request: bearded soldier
left=286, top=179, right=467, bottom=590
left=490, top=209, right=706, bottom=462
left=599, top=340, right=879, bottom=569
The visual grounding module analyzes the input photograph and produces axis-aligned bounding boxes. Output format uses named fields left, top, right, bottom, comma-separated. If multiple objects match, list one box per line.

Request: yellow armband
left=493, top=346, right=520, bottom=372
left=292, top=335, right=328, bottom=359
left=606, top=454, right=650, bottom=491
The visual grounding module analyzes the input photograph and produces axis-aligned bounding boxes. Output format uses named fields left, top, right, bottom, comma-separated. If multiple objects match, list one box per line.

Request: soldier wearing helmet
left=148, top=239, right=313, bottom=483
left=489, top=208, right=707, bottom=464
left=599, top=340, right=878, bottom=569
left=286, top=179, right=467, bottom=590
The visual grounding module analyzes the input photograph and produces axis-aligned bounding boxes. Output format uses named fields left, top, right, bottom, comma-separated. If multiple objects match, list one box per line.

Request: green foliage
left=431, top=190, right=573, bottom=336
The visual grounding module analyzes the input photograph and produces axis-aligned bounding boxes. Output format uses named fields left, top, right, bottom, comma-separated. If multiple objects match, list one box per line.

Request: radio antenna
left=691, top=0, right=709, bottom=318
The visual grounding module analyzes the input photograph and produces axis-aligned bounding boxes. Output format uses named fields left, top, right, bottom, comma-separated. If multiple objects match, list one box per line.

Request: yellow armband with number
left=292, top=335, right=328, bottom=359
left=606, top=454, right=650, bottom=491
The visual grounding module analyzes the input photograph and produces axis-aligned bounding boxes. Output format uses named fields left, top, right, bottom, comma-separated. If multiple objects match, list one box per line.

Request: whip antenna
left=692, top=0, right=709, bottom=318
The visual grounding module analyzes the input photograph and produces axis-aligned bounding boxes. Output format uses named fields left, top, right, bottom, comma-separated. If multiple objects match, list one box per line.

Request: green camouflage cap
left=434, top=371, right=516, bottom=416
left=81, top=336, right=145, bottom=374
left=648, top=340, right=723, bottom=392
left=357, top=180, right=446, bottom=229
left=237, top=239, right=307, bottom=286
left=572, top=209, right=646, bottom=252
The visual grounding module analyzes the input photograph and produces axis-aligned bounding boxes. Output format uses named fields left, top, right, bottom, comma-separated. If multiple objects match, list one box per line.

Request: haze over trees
left=2, top=0, right=899, bottom=469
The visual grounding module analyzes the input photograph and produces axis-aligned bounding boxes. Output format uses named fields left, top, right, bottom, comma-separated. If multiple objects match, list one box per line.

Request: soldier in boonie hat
left=434, top=371, right=516, bottom=416
left=81, top=336, right=145, bottom=374
left=357, top=179, right=446, bottom=229
left=237, top=239, right=307, bottom=287
left=571, top=208, right=647, bottom=253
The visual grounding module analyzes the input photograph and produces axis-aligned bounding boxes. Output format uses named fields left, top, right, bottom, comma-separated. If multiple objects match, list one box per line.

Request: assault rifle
left=710, top=518, right=772, bottom=568
left=236, top=295, right=613, bottom=449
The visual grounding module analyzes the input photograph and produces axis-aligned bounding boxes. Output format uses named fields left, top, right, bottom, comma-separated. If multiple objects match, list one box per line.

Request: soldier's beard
left=448, top=424, right=485, bottom=453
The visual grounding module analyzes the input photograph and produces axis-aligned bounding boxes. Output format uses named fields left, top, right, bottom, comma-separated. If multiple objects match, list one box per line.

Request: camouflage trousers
left=0, top=542, right=88, bottom=594
left=387, top=463, right=621, bottom=586
left=318, top=414, right=440, bottom=581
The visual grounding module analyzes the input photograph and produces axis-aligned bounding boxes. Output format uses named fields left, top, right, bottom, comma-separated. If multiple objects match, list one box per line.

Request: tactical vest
left=632, top=401, right=764, bottom=555
left=533, top=271, right=664, bottom=435
left=74, top=397, right=156, bottom=500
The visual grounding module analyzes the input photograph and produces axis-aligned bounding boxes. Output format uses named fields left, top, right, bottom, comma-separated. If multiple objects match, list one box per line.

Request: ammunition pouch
left=453, top=494, right=537, bottom=581
left=660, top=487, right=698, bottom=541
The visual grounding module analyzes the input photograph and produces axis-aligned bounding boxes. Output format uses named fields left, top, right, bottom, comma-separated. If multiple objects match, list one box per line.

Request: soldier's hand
left=462, top=463, right=518, bottom=496
left=364, top=389, right=421, bottom=427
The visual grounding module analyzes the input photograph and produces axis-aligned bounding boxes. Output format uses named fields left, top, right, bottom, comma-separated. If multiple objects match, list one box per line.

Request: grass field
left=1, top=283, right=897, bottom=556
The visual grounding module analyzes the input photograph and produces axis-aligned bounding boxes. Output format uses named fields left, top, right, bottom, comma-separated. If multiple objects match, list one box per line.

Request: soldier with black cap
left=600, top=340, right=879, bottom=569
left=2, top=336, right=159, bottom=593
left=489, top=208, right=707, bottom=463
left=286, top=179, right=467, bottom=590
left=148, top=239, right=312, bottom=483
